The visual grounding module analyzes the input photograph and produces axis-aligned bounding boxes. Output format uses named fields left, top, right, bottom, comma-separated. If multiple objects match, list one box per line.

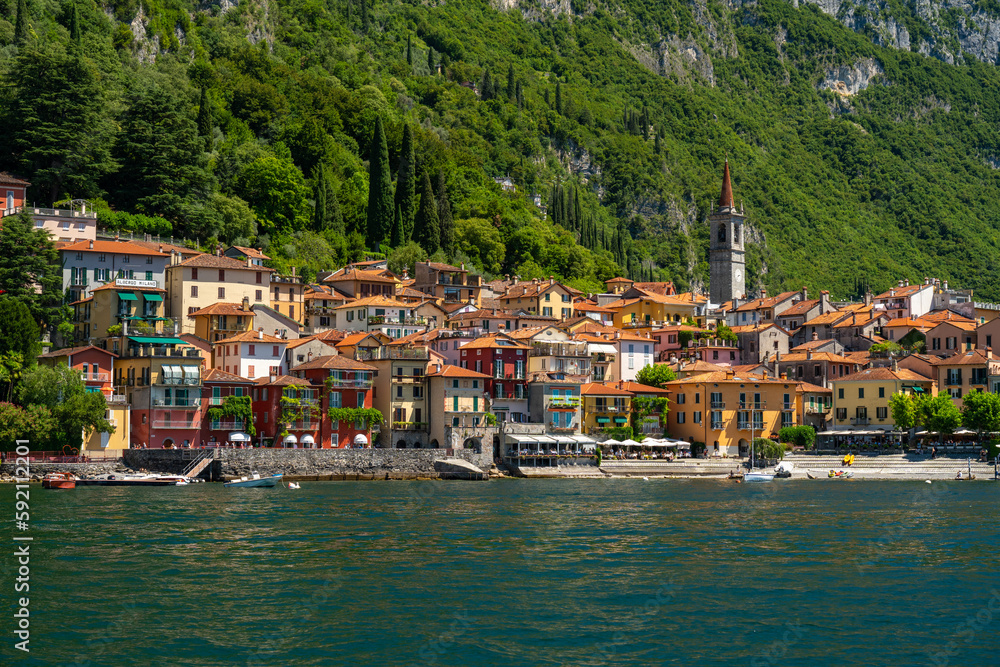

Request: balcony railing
left=392, top=422, right=429, bottom=431
left=7, top=205, right=96, bottom=219
left=710, top=421, right=725, bottom=431
left=153, top=398, right=202, bottom=408
left=738, top=402, right=767, bottom=410
left=782, top=403, right=793, bottom=411
left=549, top=424, right=577, bottom=432
left=209, top=421, right=242, bottom=431
left=286, top=421, right=319, bottom=430
left=151, top=420, right=199, bottom=429
left=392, top=375, right=425, bottom=383
left=356, top=348, right=429, bottom=361
left=737, top=421, right=764, bottom=431
left=106, top=393, right=127, bottom=404
left=547, top=399, right=580, bottom=409
left=531, top=342, right=590, bottom=357
left=155, top=376, right=201, bottom=386
left=328, top=378, right=374, bottom=389
left=592, top=405, right=628, bottom=413
left=806, top=405, right=830, bottom=414
left=368, top=315, right=426, bottom=326
left=121, top=345, right=202, bottom=360
left=710, top=401, right=726, bottom=409
left=83, top=372, right=110, bottom=382
left=851, top=417, right=870, bottom=425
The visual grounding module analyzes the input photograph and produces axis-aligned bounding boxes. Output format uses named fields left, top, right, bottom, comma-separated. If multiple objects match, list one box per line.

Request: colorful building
left=831, top=366, right=935, bottom=431
left=291, top=355, right=378, bottom=448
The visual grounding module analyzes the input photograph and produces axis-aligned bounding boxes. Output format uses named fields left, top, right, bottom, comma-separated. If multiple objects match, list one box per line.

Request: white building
left=212, top=330, right=288, bottom=380
left=332, top=296, right=428, bottom=338
left=60, top=239, right=170, bottom=304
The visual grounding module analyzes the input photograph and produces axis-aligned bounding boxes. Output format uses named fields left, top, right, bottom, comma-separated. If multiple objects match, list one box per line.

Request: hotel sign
left=115, top=278, right=158, bottom=288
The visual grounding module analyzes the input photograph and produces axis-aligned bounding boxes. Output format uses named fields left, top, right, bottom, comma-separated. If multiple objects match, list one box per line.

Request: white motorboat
left=224, top=473, right=282, bottom=488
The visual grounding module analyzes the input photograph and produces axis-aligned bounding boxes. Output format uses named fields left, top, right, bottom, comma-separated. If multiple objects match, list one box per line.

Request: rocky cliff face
left=797, top=0, right=1000, bottom=65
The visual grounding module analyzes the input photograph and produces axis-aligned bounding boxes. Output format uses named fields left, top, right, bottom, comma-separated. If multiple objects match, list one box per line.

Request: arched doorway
left=463, top=437, right=482, bottom=453
left=429, top=440, right=439, bottom=449
left=162, top=438, right=174, bottom=449
left=396, top=439, right=407, bottom=449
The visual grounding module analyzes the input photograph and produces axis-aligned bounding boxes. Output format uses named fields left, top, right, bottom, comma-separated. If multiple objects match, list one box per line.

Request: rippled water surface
left=8, top=479, right=1000, bottom=666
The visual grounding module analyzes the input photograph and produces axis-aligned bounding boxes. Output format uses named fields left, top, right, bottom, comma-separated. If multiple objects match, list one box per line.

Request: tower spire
left=719, top=159, right=734, bottom=209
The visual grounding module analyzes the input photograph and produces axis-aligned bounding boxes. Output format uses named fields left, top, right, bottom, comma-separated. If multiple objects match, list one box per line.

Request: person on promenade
left=931, top=446, right=937, bottom=459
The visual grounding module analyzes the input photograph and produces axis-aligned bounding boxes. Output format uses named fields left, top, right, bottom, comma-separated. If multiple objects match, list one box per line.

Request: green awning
left=143, top=293, right=163, bottom=301
left=911, top=386, right=925, bottom=393
left=596, top=417, right=610, bottom=424
left=128, top=336, right=187, bottom=345
left=123, top=316, right=144, bottom=321
left=149, top=317, right=171, bottom=321
left=117, top=292, right=138, bottom=301
left=614, top=417, right=628, bottom=424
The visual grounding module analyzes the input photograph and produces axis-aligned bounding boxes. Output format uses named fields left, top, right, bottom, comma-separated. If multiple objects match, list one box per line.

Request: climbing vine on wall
left=206, top=395, right=256, bottom=436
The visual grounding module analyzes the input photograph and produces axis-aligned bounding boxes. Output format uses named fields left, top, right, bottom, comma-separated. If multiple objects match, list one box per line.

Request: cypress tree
left=515, top=81, right=523, bottom=109
left=197, top=87, right=212, bottom=151
left=346, top=0, right=351, bottom=24
left=361, top=0, right=369, bottom=32
left=428, top=47, right=435, bottom=74
left=70, top=2, right=81, bottom=46
left=14, top=0, right=29, bottom=45
left=390, top=205, right=403, bottom=247
left=437, top=170, right=454, bottom=256
left=506, top=64, right=516, bottom=100
left=481, top=70, right=494, bottom=101
left=393, top=124, right=416, bottom=241
left=543, top=88, right=550, bottom=106
left=313, top=165, right=327, bottom=231
left=406, top=34, right=412, bottom=66
left=313, top=164, right=341, bottom=233
left=366, top=117, right=393, bottom=250
left=573, top=188, right=582, bottom=232
left=413, top=171, right=440, bottom=253
left=654, top=132, right=661, bottom=154
left=555, top=82, right=563, bottom=115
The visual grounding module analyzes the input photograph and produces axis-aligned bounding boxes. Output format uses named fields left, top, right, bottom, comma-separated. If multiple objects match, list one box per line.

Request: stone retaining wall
left=0, top=461, right=125, bottom=481
left=123, top=448, right=493, bottom=480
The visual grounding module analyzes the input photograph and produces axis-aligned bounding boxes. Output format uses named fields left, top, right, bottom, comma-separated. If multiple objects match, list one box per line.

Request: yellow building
left=580, top=382, right=633, bottom=436
left=72, top=279, right=170, bottom=345
left=166, top=253, right=275, bottom=333
left=831, top=367, right=935, bottom=431
left=356, top=344, right=431, bottom=448
left=426, top=364, right=492, bottom=449
left=498, top=278, right=576, bottom=319
left=605, top=292, right=700, bottom=331
left=270, top=272, right=305, bottom=323
left=665, top=370, right=802, bottom=457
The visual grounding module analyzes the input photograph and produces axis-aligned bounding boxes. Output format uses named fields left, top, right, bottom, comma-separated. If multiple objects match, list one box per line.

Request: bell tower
left=709, top=160, right=746, bottom=304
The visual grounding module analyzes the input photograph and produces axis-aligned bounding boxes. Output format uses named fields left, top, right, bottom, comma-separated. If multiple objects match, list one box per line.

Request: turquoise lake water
left=4, top=479, right=999, bottom=666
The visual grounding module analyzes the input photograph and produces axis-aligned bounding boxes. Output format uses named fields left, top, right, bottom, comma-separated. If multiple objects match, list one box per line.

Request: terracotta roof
left=333, top=295, right=410, bottom=310
left=674, top=292, right=708, bottom=304
left=570, top=302, right=615, bottom=314
left=397, top=286, right=434, bottom=299
left=790, top=339, right=838, bottom=351
left=230, top=245, right=271, bottom=260
left=605, top=277, right=634, bottom=284
left=426, top=365, right=491, bottom=379
left=836, top=367, right=934, bottom=382
left=38, top=344, right=117, bottom=359
left=312, top=329, right=351, bottom=343
left=718, top=159, right=734, bottom=208
left=669, top=360, right=728, bottom=374
left=90, top=282, right=166, bottom=293
left=801, top=310, right=847, bottom=327
left=777, top=352, right=858, bottom=365
left=502, top=280, right=568, bottom=299
left=335, top=332, right=388, bottom=347
left=254, top=374, right=311, bottom=387
left=653, top=325, right=709, bottom=334
left=0, top=172, right=30, bottom=186
left=779, top=299, right=819, bottom=317
left=128, top=240, right=202, bottom=257
left=874, top=284, right=930, bottom=299
left=570, top=321, right=620, bottom=335
left=832, top=312, right=884, bottom=328
left=213, top=331, right=287, bottom=345
left=421, top=261, right=466, bottom=272
left=730, top=323, right=789, bottom=335
left=292, top=355, right=376, bottom=372
left=731, top=364, right=770, bottom=374
left=447, top=309, right=513, bottom=322
left=884, top=317, right=934, bottom=329
left=668, top=371, right=792, bottom=385
left=323, top=268, right=398, bottom=284
left=61, top=240, right=168, bottom=256
left=616, top=381, right=671, bottom=395
left=202, top=368, right=254, bottom=383
left=796, top=381, right=832, bottom=393
left=843, top=351, right=871, bottom=364
left=176, top=254, right=275, bottom=271
left=458, top=334, right=530, bottom=350
left=188, top=302, right=254, bottom=318
left=580, top=382, right=633, bottom=396
left=631, top=282, right=677, bottom=296
left=927, top=320, right=978, bottom=332
left=732, top=291, right=799, bottom=312
left=285, top=337, right=336, bottom=351
left=930, top=348, right=997, bottom=366
left=921, top=310, right=975, bottom=324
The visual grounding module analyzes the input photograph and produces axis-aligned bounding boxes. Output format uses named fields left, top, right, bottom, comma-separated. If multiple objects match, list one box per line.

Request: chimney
left=258, top=327, right=264, bottom=339
left=246, top=257, right=252, bottom=268
left=943, top=280, right=949, bottom=290
left=269, top=371, right=277, bottom=383
left=891, top=359, right=899, bottom=372
left=898, top=279, right=904, bottom=288
left=760, top=287, right=767, bottom=299
left=461, top=263, right=465, bottom=271
left=801, top=286, right=807, bottom=300
left=532, top=278, right=539, bottom=285
left=436, top=363, right=443, bottom=373
left=291, top=266, right=296, bottom=278
left=242, top=296, right=250, bottom=311
left=88, top=239, right=94, bottom=250
left=889, top=289, right=895, bottom=298
left=864, top=291, right=873, bottom=306
left=904, top=278, right=909, bottom=287
left=549, top=276, right=555, bottom=285
left=820, top=290, right=831, bottom=313
left=762, top=370, right=768, bottom=380
left=925, top=277, right=930, bottom=285
left=806, top=350, right=813, bottom=360
left=731, top=297, right=740, bottom=310
left=725, top=369, right=735, bottom=380
left=158, top=244, right=163, bottom=253
left=775, top=351, right=781, bottom=364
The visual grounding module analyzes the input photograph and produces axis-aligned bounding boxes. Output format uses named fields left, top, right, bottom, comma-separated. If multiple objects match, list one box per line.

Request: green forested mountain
left=4, top=0, right=1000, bottom=299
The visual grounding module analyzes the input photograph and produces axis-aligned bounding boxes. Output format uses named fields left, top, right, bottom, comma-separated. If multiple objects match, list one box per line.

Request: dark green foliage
left=777, top=425, right=815, bottom=449
left=406, top=34, right=413, bottom=66
left=312, top=163, right=343, bottom=235
left=0, top=299, right=40, bottom=368
left=7, top=44, right=117, bottom=205
left=506, top=63, right=516, bottom=100
left=14, top=0, right=29, bottom=44
left=18, top=364, right=113, bottom=450
left=393, top=124, right=416, bottom=241
left=197, top=87, right=212, bottom=149
left=390, top=205, right=403, bottom=247
left=428, top=47, right=435, bottom=73
left=69, top=2, right=81, bottom=45
left=0, top=212, right=61, bottom=328
left=437, top=170, right=454, bottom=256
left=480, top=70, right=494, bottom=101
left=366, top=116, right=392, bottom=250
left=413, top=171, right=440, bottom=254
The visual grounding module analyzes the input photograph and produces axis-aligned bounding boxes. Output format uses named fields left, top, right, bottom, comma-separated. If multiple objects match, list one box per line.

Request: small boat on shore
left=224, top=473, right=282, bottom=488
left=42, top=472, right=77, bottom=489
left=76, top=473, right=191, bottom=487
left=744, top=471, right=775, bottom=482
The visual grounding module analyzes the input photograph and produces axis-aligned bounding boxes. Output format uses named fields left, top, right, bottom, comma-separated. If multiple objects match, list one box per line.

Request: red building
left=291, top=355, right=378, bottom=448
left=251, top=374, right=321, bottom=448
left=200, top=368, right=255, bottom=446
left=458, top=333, right=530, bottom=423
left=0, top=172, right=28, bottom=215
left=38, top=345, right=118, bottom=398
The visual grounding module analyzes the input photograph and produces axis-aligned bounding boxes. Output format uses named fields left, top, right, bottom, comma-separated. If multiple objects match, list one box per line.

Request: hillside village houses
left=31, top=161, right=1000, bottom=458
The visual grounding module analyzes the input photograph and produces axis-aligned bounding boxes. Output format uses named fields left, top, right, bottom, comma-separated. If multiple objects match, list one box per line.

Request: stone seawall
left=0, top=461, right=125, bottom=481
left=123, top=448, right=493, bottom=481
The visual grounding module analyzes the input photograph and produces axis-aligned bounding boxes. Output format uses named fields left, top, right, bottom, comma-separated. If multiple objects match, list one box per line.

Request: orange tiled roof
left=90, top=282, right=166, bottom=293
left=188, top=302, right=254, bottom=318
left=61, top=239, right=168, bottom=256
left=874, top=284, right=930, bottom=300
left=779, top=299, right=819, bottom=317
left=796, top=381, right=832, bottom=393
left=292, top=355, right=376, bottom=372
left=202, top=368, right=254, bottom=383
left=921, top=310, right=975, bottom=324
left=324, top=267, right=399, bottom=284
left=254, top=374, right=311, bottom=387
left=176, top=254, right=275, bottom=271
left=778, top=352, right=859, bottom=365
left=425, top=365, right=491, bottom=379
left=458, top=334, right=530, bottom=350
left=836, top=367, right=934, bottom=382
left=230, top=245, right=271, bottom=260
left=617, top=381, right=671, bottom=395
left=580, top=382, right=633, bottom=396
left=930, top=348, right=997, bottom=366
left=667, top=370, right=789, bottom=385
left=38, top=344, right=117, bottom=359
left=213, top=331, right=287, bottom=345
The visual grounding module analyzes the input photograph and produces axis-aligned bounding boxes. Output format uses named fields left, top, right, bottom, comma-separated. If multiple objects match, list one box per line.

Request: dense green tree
left=406, top=34, right=412, bottom=66
left=69, top=2, right=81, bottom=45
left=454, top=218, right=503, bottom=274
left=108, top=83, right=212, bottom=228
left=413, top=171, right=440, bottom=254
left=889, top=392, right=917, bottom=431
left=0, top=299, right=40, bottom=374
left=506, top=63, right=516, bottom=100
left=0, top=403, right=56, bottom=452
left=961, top=390, right=1000, bottom=437
left=387, top=241, right=428, bottom=277
left=7, top=45, right=117, bottom=204
left=0, top=214, right=61, bottom=327
left=236, top=154, right=311, bottom=234
left=636, top=363, right=677, bottom=389
left=366, top=117, right=393, bottom=249
left=197, top=87, right=213, bottom=151
left=390, top=205, right=403, bottom=247
left=427, top=47, right=435, bottom=74
left=17, top=364, right=113, bottom=450
left=393, top=124, right=416, bottom=241
left=555, top=82, right=563, bottom=115
left=211, top=193, right=258, bottom=243
left=481, top=70, right=494, bottom=101
left=918, top=394, right=962, bottom=436
left=14, top=0, right=29, bottom=45
left=437, top=170, right=454, bottom=256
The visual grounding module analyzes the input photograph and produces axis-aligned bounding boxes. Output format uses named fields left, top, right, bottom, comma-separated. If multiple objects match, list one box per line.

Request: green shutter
left=473, top=396, right=478, bottom=411
left=453, top=396, right=458, bottom=411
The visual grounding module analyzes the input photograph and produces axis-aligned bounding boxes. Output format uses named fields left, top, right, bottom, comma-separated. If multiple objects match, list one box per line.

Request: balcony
left=549, top=423, right=577, bottom=433
left=593, top=405, right=628, bottom=413
left=106, top=393, right=127, bottom=404
left=151, top=420, right=199, bottom=429
left=710, top=401, right=726, bottom=409
left=155, top=376, right=201, bottom=386
left=328, top=377, right=374, bottom=389
left=83, top=372, right=110, bottom=382
left=8, top=205, right=97, bottom=219
left=738, top=402, right=767, bottom=410
left=392, top=375, right=426, bottom=383
left=122, top=317, right=181, bottom=337
left=782, top=403, right=793, bottom=411
left=356, top=347, right=429, bottom=361
left=710, top=421, right=725, bottom=431
left=547, top=398, right=580, bottom=410
left=121, top=345, right=202, bottom=360
left=368, top=315, right=426, bottom=326
left=153, top=398, right=202, bottom=408
left=531, top=342, right=590, bottom=358
left=209, top=421, right=242, bottom=431
left=392, top=422, right=428, bottom=431
left=851, top=417, right=870, bottom=426
left=286, top=421, right=319, bottom=431
left=805, top=405, right=830, bottom=414
left=737, top=421, right=764, bottom=431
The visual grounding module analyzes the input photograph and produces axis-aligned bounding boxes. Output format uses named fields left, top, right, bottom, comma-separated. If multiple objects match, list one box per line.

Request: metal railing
left=356, top=348, right=430, bottom=361
left=209, top=421, right=242, bottom=430
left=4, top=206, right=97, bottom=219
left=151, top=420, right=199, bottom=429
left=83, top=372, right=110, bottom=382
left=153, top=398, right=202, bottom=408
left=392, top=422, right=428, bottom=430
left=327, top=378, right=374, bottom=389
